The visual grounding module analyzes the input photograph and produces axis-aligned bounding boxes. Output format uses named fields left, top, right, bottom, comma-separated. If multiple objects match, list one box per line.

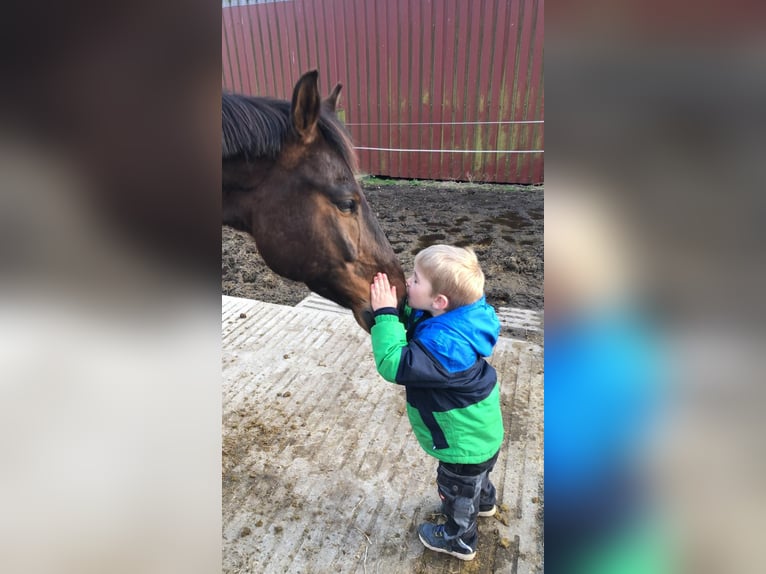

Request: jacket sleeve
left=370, top=313, right=407, bottom=382
left=371, top=313, right=461, bottom=388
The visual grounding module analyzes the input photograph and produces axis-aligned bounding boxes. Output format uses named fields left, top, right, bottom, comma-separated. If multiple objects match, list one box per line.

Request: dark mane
left=222, top=92, right=358, bottom=172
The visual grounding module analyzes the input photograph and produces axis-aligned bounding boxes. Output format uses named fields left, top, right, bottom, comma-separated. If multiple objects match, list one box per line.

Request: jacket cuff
left=373, top=307, right=399, bottom=318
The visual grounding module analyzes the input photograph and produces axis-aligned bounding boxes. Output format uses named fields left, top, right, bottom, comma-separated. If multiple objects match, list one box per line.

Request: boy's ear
left=432, top=294, right=450, bottom=311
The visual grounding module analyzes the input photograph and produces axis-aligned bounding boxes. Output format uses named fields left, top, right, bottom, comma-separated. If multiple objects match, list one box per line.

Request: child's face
left=406, top=264, right=437, bottom=311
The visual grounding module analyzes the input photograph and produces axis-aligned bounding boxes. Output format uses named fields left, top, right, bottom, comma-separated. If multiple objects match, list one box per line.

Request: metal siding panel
left=232, top=7, right=250, bottom=93
left=361, top=2, right=380, bottom=174
left=222, top=0, right=543, bottom=183
left=258, top=3, right=277, bottom=94
left=450, top=0, right=471, bottom=180
left=296, top=0, right=315, bottom=72
left=223, top=8, right=242, bottom=92
left=281, top=2, right=300, bottom=90
left=396, top=0, right=412, bottom=178
left=495, top=0, right=518, bottom=183
left=404, top=0, right=421, bottom=179
left=222, top=10, right=234, bottom=91
left=493, top=1, right=508, bottom=181
left=267, top=3, right=288, bottom=97
left=381, top=0, right=392, bottom=175
left=340, top=0, right=361, bottom=131
left=257, top=4, right=277, bottom=95
left=516, top=0, right=537, bottom=183
left=460, top=1, right=479, bottom=177
left=443, top=0, right=460, bottom=179
left=433, top=0, right=451, bottom=180
left=237, top=7, right=256, bottom=93
left=464, top=0, right=486, bottom=181
left=221, top=9, right=237, bottom=90
left=306, top=0, right=322, bottom=72
left=374, top=0, right=390, bottom=174
left=388, top=0, right=402, bottom=178
left=236, top=6, right=258, bottom=94
left=252, top=4, right=273, bottom=94
left=504, top=0, right=525, bottom=182
left=528, top=0, right=544, bottom=183
left=319, top=0, right=337, bottom=83
left=534, top=87, right=545, bottom=182
left=295, top=1, right=310, bottom=73
left=349, top=0, right=368, bottom=174
left=417, top=0, right=435, bottom=179
left=357, top=0, right=374, bottom=174
left=243, top=6, right=264, bottom=94
left=521, top=0, right=538, bottom=182
left=478, top=0, right=507, bottom=180
left=469, top=0, right=490, bottom=181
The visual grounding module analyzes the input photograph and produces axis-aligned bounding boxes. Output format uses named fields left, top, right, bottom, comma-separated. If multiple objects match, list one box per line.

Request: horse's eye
left=336, top=199, right=356, bottom=213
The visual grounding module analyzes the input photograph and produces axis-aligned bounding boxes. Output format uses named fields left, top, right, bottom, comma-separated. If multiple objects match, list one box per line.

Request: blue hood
left=412, top=296, right=501, bottom=373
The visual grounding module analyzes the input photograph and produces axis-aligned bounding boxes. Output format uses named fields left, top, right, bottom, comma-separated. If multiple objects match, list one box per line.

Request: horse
left=222, top=70, right=406, bottom=331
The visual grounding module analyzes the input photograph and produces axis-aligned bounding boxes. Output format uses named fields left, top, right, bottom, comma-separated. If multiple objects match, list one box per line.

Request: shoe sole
left=477, top=505, right=497, bottom=517
left=418, top=532, right=476, bottom=561
left=438, top=505, right=497, bottom=518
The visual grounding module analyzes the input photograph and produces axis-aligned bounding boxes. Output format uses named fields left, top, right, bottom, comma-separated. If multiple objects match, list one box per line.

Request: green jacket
left=370, top=297, right=504, bottom=463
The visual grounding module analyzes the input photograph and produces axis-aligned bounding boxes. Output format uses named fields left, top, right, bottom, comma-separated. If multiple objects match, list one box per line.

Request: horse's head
left=223, top=71, right=405, bottom=331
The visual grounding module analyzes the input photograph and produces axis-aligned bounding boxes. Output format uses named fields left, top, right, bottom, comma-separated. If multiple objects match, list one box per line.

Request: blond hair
left=414, top=245, right=485, bottom=309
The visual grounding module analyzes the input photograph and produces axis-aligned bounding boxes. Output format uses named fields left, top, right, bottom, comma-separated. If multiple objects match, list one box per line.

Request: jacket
left=370, top=296, right=504, bottom=463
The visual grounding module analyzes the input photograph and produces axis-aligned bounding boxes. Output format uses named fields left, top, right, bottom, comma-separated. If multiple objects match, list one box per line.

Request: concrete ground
left=222, top=295, right=544, bottom=573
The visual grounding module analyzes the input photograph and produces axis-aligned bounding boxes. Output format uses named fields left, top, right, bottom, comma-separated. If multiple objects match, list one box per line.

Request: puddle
left=527, top=208, right=544, bottom=220
left=487, top=211, right=532, bottom=229
left=453, top=236, right=493, bottom=248
left=412, top=233, right=447, bottom=252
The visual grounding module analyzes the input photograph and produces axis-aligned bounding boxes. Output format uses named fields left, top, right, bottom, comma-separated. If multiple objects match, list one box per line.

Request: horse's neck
left=222, top=157, right=274, bottom=233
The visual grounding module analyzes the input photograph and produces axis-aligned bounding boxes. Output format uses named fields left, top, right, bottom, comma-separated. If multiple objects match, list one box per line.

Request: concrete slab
left=222, top=295, right=544, bottom=573
left=295, top=293, right=544, bottom=343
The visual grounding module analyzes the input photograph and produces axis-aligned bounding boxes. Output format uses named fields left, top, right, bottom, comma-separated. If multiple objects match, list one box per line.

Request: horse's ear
left=291, top=70, right=321, bottom=143
left=323, top=83, right=343, bottom=113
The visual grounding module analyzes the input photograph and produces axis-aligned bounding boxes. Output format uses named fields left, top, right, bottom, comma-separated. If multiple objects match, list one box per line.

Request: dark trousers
left=436, top=450, right=500, bottom=548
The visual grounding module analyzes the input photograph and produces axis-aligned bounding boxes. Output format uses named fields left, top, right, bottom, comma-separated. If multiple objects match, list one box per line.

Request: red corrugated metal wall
left=222, top=0, right=543, bottom=184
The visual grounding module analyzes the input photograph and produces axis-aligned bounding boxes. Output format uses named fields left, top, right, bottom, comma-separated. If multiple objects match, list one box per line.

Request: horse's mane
left=222, top=92, right=358, bottom=172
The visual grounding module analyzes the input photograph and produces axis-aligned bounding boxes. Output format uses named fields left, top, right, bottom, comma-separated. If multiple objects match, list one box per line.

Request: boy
left=369, top=244, right=504, bottom=561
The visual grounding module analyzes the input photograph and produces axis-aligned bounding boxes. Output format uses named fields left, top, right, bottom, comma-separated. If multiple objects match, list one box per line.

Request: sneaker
left=417, top=522, right=476, bottom=561
left=478, top=504, right=497, bottom=517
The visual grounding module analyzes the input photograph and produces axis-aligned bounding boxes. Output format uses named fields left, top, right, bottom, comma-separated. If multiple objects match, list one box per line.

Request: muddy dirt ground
left=222, top=180, right=543, bottom=314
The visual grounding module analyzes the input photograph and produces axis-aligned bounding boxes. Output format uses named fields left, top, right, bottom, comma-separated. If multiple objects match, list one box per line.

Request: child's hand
left=370, top=272, right=398, bottom=311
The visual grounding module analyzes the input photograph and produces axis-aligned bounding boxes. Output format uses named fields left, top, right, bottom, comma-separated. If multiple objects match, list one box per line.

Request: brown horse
left=222, top=70, right=405, bottom=331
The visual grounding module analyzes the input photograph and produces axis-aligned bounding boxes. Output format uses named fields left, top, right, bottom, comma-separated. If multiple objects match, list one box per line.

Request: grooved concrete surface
left=222, top=295, right=544, bottom=573
left=296, top=293, right=544, bottom=340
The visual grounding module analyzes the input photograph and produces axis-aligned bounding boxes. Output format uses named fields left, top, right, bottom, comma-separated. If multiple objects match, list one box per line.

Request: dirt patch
left=222, top=180, right=543, bottom=312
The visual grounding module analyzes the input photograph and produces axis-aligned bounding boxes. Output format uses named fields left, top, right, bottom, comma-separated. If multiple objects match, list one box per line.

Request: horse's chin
left=353, top=307, right=375, bottom=333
